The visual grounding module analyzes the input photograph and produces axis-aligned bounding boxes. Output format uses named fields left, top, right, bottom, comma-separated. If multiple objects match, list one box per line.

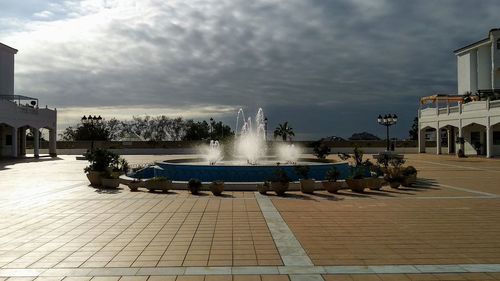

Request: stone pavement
left=0, top=154, right=499, bottom=280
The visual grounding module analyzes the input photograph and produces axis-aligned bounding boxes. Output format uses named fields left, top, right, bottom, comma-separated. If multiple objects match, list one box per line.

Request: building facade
left=0, top=42, right=57, bottom=158
left=418, top=29, right=500, bottom=158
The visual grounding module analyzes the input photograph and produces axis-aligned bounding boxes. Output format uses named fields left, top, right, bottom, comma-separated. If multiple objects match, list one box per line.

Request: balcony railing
left=0, top=94, right=41, bottom=114
left=420, top=99, right=500, bottom=117
left=0, top=95, right=39, bottom=107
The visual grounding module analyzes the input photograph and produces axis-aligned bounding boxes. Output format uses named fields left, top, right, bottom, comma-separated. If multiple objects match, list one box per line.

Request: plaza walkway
left=0, top=154, right=499, bottom=281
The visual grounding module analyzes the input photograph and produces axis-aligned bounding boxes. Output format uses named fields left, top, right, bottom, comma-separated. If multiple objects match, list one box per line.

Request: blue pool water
left=132, top=160, right=353, bottom=182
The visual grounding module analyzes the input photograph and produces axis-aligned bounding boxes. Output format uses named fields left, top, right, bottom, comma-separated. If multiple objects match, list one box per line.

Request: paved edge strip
left=254, top=192, right=314, bottom=266
left=2, top=264, right=500, bottom=277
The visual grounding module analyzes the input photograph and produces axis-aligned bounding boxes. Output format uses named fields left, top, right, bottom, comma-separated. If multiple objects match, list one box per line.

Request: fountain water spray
left=204, top=140, right=222, bottom=165
left=235, top=108, right=267, bottom=165
left=277, top=144, right=301, bottom=164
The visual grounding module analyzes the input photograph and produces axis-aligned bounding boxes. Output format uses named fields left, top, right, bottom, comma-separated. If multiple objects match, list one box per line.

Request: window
left=5, top=135, right=12, bottom=146
left=494, top=131, right=500, bottom=145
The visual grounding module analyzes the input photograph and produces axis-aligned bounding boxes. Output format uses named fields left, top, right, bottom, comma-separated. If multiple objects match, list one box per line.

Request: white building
left=418, top=28, right=500, bottom=157
left=0, top=42, right=57, bottom=158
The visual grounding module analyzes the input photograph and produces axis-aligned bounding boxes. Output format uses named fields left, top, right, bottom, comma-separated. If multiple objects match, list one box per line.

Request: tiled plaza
left=0, top=154, right=500, bottom=280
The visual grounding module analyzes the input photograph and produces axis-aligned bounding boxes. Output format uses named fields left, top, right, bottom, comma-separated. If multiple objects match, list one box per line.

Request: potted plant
left=322, top=167, right=343, bottom=193
left=144, top=177, right=171, bottom=193
left=100, top=156, right=129, bottom=189
left=101, top=171, right=121, bottom=188
left=341, top=146, right=372, bottom=193
left=83, top=148, right=120, bottom=187
left=402, top=166, right=417, bottom=187
left=188, top=178, right=202, bottom=195
left=346, top=167, right=367, bottom=193
left=84, top=165, right=102, bottom=187
left=294, top=165, right=315, bottom=194
left=257, top=182, right=270, bottom=194
left=210, top=180, right=224, bottom=196
left=384, top=167, right=403, bottom=188
left=270, top=168, right=290, bottom=196
left=368, top=165, right=385, bottom=190
left=127, top=179, right=143, bottom=191
left=381, top=158, right=406, bottom=189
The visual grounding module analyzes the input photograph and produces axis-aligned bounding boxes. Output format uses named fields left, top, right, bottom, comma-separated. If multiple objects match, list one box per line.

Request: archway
left=462, top=123, right=487, bottom=156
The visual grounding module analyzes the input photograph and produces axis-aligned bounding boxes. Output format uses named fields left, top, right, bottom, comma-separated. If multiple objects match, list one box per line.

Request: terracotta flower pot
left=210, top=182, right=224, bottom=196
left=368, top=178, right=384, bottom=190
left=101, top=178, right=120, bottom=188
left=321, top=181, right=343, bottom=193
left=257, top=183, right=270, bottom=195
left=86, top=171, right=102, bottom=186
left=271, top=182, right=289, bottom=196
left=402, top=174, right=417, bottom=187
left=145, top=179, right=172, bottom=193
left=346, top=178, right=366, bottom=193
left=128, top=181, right=143, bottom=192
left=300, top=179, right=315, bottom=194
left=389, top=181, right=401, bottom=189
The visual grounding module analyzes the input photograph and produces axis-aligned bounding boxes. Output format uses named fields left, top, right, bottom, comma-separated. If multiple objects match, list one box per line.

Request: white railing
left=490, top=100, right=500, bottom=108
left=419, top=99, right=500, bottom=117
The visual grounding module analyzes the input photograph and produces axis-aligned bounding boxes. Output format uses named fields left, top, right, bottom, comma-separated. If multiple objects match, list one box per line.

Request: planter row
left=87, top=172, right=417, bottom=194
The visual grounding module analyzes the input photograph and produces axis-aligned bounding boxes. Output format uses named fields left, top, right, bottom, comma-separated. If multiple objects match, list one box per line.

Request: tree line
left=60, top=116, right=234, bottom=141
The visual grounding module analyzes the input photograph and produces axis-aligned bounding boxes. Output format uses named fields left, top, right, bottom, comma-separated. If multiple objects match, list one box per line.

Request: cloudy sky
left=0, top=0, right=499, bottom=139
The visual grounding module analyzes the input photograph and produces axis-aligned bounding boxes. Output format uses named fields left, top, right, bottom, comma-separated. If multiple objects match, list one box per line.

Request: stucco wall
left=477, top=44, right=491, bottom=89
left=457, top=53, right=471, bottom=95
left=0, top=49, right=14, bottom=95
left=0, top=99, right=57, bottom=129
left=0, top=125, right=13, bottom=156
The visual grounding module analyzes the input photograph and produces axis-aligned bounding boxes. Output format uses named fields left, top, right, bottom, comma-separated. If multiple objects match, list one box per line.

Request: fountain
left=277, top=144, right=301, bottom=164
left=129, top=107, right=351, bottom=183
left=235, top=108, right=267, bottom=165
left=204, top=140, right=222, bottom=165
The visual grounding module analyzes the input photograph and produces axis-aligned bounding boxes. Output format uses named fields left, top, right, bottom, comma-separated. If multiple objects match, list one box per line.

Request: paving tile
left=233, top=276, right=261, bottom=281
left=3, top=154, right=500, bottom=281
left=145, top=277, right=176, bottom=281
left=289, top=275, right=324, bottom=281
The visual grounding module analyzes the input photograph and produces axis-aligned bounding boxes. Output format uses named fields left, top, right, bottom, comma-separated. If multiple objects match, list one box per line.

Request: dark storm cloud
left=0, top=0, right=499, bottom=138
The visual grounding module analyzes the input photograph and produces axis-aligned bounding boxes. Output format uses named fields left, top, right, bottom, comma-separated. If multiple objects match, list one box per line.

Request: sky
left=0, top=0, right=499, bottom=140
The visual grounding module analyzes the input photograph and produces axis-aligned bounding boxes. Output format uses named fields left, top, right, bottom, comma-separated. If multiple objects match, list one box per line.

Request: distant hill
left=319, top=136, right=346, bottom=142
left=348, top=132, right=380, bottom=140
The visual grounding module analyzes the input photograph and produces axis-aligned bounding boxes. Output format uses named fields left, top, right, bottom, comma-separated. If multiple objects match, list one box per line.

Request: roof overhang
left=453, top=28, right=500, bottom=55
left=453, top=38, right=490, bottom=55
left=0, top=42, right=18, bottom=54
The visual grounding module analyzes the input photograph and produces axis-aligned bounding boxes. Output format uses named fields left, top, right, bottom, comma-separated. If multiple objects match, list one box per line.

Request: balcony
left=419, top=90, right=500, bottom=120
left=0, top=94, right=56, bottom=130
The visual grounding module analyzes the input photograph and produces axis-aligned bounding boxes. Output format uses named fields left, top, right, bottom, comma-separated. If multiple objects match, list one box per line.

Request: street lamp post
left=209, top=117, right=214, bottom=140
left=81, top=115, right=103, bottom=152
left=264, top=117, right=268, bottom=141
left=377, top=114, right=398, bottom=151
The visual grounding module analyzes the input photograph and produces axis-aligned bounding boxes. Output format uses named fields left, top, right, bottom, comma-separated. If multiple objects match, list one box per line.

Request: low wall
left=26, top=140, right=424, bottom=155
left=28, top=146, right=419, bottom=155
left=31, top=140, right=419, bottom=149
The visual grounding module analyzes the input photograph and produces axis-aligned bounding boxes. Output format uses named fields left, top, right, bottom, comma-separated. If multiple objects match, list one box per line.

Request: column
left=447, top=127, right=454, bottom=154
left=487, top=125, right=493, bottom=158
left=33, top=128, right=40, bottom=158
left=49, top=128, right=57, bottom=157
left=11, top=127, right=18, bottom=158
left=436, top=128, right=441, bottom=155
left=418, top=127, right=425, bottom=153
left=458, top=124, right=464, bottom=155
left=20, top=127, right=27, bottom=156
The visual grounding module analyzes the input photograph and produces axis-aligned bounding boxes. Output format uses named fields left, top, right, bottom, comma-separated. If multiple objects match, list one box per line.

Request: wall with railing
left=420, top=99, right=500, bottom=118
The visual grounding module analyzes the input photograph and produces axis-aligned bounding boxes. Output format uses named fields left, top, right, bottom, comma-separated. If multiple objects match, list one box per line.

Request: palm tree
left=273, top=122, right=295, bottom=141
